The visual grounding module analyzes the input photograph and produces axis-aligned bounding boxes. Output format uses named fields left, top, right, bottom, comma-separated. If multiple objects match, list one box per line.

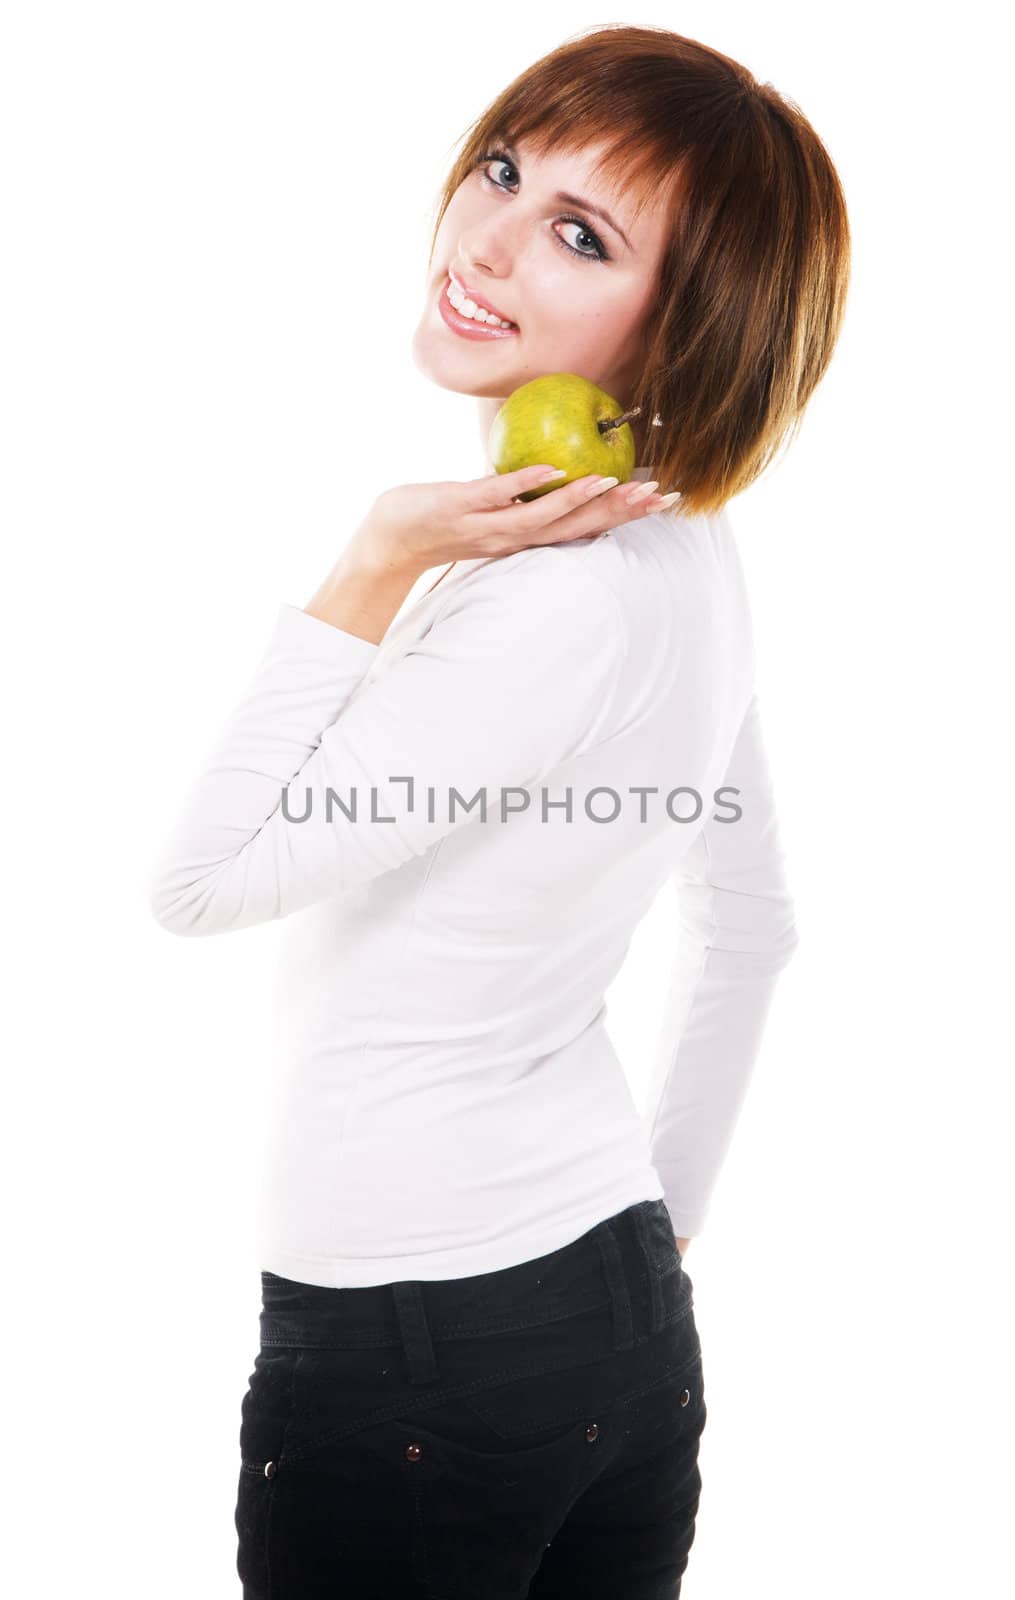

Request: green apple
left=488, top=374, right=642, bottom=501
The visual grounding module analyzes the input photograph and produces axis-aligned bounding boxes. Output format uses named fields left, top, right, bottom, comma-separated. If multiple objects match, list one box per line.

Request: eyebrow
left=499, top=141, right=633, bottom=253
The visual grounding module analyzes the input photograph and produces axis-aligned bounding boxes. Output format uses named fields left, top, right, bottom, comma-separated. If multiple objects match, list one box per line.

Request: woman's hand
left=344, top=463, right=673, bottom=579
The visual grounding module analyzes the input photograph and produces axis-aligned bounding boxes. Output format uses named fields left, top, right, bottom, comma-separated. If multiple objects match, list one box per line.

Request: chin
left=409, top=329, right=511, bottom=397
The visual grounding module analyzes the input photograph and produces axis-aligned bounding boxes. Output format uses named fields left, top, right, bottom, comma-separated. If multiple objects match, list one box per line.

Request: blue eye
left=477, top=151, right=610, bottom=264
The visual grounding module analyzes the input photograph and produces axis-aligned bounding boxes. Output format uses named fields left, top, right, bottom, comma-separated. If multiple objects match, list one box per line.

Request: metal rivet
left=680, top=1388, right=690, bottom=1407
left=585, top=1422, right=599, bottom=1443
left=405, top=1442, right=423, bottom=1463
left=264, top=1460, right=277, bottom=1478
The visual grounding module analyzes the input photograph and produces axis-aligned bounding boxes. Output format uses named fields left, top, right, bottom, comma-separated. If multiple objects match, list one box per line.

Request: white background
left=3, top=2, right=1011, bottom=1595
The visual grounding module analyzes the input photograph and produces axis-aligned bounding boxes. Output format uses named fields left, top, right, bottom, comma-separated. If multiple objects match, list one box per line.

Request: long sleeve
left=148, top=559, right=625, bottom=936
left=644, top=691, right=800, bottom=1237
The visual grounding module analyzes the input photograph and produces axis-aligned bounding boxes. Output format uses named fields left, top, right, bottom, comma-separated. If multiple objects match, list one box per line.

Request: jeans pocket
left=235, top=1351, right=296, bottom=1592
left=234, top=1457, right=280, bottom=1596
left=641, top=1198, right=684, bottom=1279
left=618, top=1344, right=708, bottom=1462
left=238, top=1349, right=297, bottom=1471
left=386, top=1395, right=601, bottom=1599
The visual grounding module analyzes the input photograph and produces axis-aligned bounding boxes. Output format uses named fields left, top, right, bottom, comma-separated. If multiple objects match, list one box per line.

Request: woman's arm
left=147, top=554, right=626, bottom=936
left=303, top=547, right=423, bottom=646
left=646, top=691, right=800, bottom=1241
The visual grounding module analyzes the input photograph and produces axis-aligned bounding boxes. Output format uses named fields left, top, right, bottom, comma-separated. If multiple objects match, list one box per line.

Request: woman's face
left=411, top=136, right=674, bottom=410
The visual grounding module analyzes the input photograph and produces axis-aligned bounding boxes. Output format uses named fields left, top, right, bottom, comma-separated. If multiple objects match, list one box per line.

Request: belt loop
left=595, top=1218, right=635, bottom=1352
left=630, top=1204, right=664, bottom=1335
left=391, top=1281, right=440, bottom=1387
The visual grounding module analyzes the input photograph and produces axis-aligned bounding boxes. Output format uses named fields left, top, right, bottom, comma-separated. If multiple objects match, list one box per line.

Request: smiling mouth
left=439, top=275, right=519, bottom=337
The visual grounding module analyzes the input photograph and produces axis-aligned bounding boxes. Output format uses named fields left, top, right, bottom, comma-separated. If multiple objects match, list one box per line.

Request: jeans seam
left=281, top=1357, right=571, bottom=1462
left=280, top=1335, right=609, bottom=1465
left=259, top=1291, right=616, bottom=1349
left=264, top=1300, right=690, bottom=1357
left=278, top=1302, right=697, bottom=1466
left=470, top=1338, right=702, bottom=1436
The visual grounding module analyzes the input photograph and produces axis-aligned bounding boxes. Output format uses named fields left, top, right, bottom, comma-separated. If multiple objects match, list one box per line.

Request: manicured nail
left=625, top=480, right=659, bottom=505
left=586, top=476, right=619, bottom=496
left=534, top=466, right=568, bottom=481
left=654, top=491, right=680, bottom=508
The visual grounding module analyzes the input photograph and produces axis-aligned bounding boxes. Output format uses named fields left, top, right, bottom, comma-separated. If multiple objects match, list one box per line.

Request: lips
left=438, top=276, right=520, bottom=341
left=448, top=270, right=517, bottom=327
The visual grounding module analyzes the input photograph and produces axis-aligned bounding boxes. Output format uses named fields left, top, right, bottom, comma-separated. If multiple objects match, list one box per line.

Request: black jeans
left=235, top=1198, right=706, bottom=1598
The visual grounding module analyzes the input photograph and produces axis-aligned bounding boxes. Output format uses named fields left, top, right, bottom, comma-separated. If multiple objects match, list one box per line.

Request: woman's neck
left=476, top=396, right=505, bottom=473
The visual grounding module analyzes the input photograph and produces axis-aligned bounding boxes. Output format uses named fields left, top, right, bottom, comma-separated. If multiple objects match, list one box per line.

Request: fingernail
left=586, top=476, right=619, bottom=496
left=535, top=467, right=568, bottom=481
left=625, top=480, right=659, bottom=504
left=654, top=491, right=680, bottom=509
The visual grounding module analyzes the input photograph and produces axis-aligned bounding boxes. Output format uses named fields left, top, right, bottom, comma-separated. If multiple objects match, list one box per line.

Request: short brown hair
left=427, top=24, right=852, bottom=518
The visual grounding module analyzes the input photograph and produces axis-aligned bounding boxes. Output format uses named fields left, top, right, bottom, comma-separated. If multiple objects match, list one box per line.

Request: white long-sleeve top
left=149, top=488, right=799, bottom=1287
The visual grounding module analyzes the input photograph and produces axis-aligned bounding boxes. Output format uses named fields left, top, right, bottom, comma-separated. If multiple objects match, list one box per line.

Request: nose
left=455, top=225, right=515, bottom=286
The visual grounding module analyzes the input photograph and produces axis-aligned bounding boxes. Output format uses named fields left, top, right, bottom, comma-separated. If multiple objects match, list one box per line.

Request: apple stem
left=597, top=406, right=642, bottom=436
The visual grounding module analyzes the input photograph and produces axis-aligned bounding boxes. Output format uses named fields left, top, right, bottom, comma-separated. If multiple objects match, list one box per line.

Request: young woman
left=150, top=24, right=849, bottom=1599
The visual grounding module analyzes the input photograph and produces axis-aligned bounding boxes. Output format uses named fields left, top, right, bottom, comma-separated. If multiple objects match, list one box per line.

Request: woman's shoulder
left=433, top=534, right=627, bottom=638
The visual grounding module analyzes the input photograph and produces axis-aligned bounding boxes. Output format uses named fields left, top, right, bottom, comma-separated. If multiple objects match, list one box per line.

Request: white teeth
left=447, top=279, right=516, bottom=328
